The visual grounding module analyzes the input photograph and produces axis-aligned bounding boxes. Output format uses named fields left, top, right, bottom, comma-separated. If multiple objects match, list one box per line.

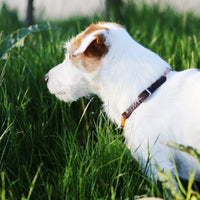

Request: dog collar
left=121, top=68, right=170, bottom=129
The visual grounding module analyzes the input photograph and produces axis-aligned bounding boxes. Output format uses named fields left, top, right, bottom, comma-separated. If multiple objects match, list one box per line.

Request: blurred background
left=0, top=0, right=200, bottom=26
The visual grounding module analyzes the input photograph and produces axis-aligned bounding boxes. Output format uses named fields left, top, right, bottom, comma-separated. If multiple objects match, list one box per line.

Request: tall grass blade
left=26, top=163, right=43, bottom=200
left=0, top=57, right=7, bottom=86
left=167, top=142, right=200, bottom=166
left=1, top=172, right=6, bottom=200
left=0, top=24, right=59, bottom=60
left=157, top=170, right=184, bottom=199
left=79, top=97, right=94, bottom=128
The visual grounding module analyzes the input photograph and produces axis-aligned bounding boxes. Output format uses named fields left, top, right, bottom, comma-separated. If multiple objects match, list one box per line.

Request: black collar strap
left=121, top=68, right=170, bottom=129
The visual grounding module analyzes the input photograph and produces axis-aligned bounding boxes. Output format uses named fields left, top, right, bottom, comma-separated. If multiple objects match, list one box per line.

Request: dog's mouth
left=54, top=91, right=68, bottom=99
left=47, top=84, right=67, bottom=96
left=53, top=90, right=77, bottom=102
left=55, top=91, right=66, bottom=95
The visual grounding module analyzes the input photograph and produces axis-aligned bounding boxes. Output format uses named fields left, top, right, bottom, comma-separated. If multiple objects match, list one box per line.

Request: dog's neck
left=94, top=36, right=171, bottom=126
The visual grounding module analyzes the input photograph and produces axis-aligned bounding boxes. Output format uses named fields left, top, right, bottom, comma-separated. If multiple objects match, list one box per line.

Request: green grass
left=0, top=2, right=200, bottom=199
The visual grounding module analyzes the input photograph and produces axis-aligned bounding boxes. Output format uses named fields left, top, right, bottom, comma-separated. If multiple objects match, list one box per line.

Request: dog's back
left=124, top=68, right=200, bottom=180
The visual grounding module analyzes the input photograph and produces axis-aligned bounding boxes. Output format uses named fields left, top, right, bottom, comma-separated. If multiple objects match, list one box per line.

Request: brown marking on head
left=69, top=24, right=109, bottom=72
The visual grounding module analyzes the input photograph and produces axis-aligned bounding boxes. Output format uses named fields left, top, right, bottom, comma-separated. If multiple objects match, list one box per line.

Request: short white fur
left=46, top=22, right=200, bottom=182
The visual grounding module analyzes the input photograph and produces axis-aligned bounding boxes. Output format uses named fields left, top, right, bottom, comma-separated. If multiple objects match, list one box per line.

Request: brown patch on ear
left=70, top=24, right=108, bottom=57
left=84, top=34, right=108, bottom=58
left=70, top=24, right=109, bottom=72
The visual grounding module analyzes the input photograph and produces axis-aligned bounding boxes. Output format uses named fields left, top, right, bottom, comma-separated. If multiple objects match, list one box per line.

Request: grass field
left=0, top=2, right=200, bottom=200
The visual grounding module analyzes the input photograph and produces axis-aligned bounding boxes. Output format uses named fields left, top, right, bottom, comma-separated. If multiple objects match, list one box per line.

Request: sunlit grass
left=0, top=2, right=200, bottom=199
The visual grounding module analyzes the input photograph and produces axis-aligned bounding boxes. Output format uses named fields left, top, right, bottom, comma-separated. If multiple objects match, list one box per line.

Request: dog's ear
left=73, top=30, right=109, bottom=58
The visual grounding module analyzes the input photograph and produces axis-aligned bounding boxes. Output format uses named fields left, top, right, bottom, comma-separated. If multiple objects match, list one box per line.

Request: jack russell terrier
left=45, top=22, right=200, bottom=183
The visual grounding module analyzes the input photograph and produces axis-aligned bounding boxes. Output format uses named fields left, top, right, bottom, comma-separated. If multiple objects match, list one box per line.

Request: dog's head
left=45, top=22, right=126, bottom=102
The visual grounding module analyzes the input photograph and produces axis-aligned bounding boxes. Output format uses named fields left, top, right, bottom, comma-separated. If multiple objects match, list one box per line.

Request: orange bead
left=121, top=116, right=126, bottom=129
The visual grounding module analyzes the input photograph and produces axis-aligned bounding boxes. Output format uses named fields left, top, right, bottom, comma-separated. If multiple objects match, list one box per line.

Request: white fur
left=46, top=23, right=200, bottom=182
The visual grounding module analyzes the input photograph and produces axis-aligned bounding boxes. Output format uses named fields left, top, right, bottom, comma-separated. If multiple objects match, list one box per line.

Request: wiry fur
left=45, top=22, right=200, bottom=182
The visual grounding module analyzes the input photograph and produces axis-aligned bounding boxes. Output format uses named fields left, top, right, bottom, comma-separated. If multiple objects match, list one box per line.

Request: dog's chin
left=47, top=86, right=77, bottom=102
left=54, top=92, right=78, bottom=102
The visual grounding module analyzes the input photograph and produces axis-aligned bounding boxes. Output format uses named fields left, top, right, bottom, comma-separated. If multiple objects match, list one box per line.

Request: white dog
left=45, top=22, right=200, bottom=182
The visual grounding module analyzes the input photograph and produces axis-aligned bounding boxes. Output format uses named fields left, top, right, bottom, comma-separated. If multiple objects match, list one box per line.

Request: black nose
left=44, top=74, right=49, bottom=82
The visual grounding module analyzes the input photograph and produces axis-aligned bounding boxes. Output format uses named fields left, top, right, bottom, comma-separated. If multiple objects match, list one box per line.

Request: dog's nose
left=44, top=73, right=49, bottom=82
